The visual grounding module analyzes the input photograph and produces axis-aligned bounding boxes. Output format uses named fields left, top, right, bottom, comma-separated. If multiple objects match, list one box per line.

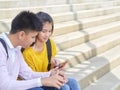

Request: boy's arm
left=0, top=47, right=41, bottom=90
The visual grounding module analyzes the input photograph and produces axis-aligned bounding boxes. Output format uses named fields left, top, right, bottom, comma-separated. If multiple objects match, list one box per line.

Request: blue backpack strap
left=0, top=38, right=9, bottom=59
left=46, top=39, right=52, bottom=71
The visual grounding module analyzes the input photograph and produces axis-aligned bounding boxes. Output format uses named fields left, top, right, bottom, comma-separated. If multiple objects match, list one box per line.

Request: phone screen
left=55, top=61, right=67, bottom=69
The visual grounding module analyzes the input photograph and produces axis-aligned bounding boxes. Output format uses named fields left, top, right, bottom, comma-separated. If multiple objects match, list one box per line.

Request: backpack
left=46, top=39, right=52, bottom=71
left=0, top=38, right=9, bottom=59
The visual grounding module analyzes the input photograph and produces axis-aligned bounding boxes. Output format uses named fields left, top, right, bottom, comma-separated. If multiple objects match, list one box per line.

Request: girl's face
left=38, top=22, right=52, bottom=42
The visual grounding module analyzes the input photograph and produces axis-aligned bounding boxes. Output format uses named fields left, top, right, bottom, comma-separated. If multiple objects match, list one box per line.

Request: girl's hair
left=36, top=11, right=54, bottom=33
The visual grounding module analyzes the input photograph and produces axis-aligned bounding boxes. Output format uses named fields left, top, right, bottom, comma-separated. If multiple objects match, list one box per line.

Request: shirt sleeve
left=19, top=51, right=51, bottom=80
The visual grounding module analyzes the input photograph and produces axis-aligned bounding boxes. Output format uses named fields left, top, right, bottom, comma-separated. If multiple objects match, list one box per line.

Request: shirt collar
left=2, top=32, right=14, bottom=49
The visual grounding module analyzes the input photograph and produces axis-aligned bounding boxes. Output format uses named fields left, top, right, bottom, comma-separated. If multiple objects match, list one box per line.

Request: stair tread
left=65, top=45, right=120, bottom=89
left=83, top=65, right=120, bottom=90
left=80, top=13, right=120, bottom=23
left=56, top=31, right=120, bottom=64
left=53, top=21, right=120, bottom=44
left=55, top=12, right=120, bottom=28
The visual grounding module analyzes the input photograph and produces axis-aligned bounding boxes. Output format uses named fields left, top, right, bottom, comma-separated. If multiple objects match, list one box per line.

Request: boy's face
left=19, top=31, right=38, bottom=48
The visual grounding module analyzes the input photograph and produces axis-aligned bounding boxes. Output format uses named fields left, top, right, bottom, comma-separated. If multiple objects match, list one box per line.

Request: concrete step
left=56, top=31, right=120, bottom=68
left=54, top=6, right=120, bottom=23
left=71, top=1, right=120, bottom=11
left=0, top=0, right=67, bottom=8
left=114, top=82, right=120, bottom=90
left=68, top=0, right=119, bottom=3
left=1, top=0, right=119, bottom=9
left=65, top=45, right=120, bottom=89
left=0, top=3, right=120, bottom=20
left=17, top=0, right=67, bottom=6
left=53, top=21, right=120, bottom=51
left=76, top=6, right=120, bottom=19
left=1, top=12, right=120, bottom=35
left=83, top=64, right=120, bottom=90
left=53, top=13, right=120, bottom=36
left=80, top=13, right=120, bottom=29
left=0, top=4, right=70, bottom=19
left=0, top=5, right=120, bottom=21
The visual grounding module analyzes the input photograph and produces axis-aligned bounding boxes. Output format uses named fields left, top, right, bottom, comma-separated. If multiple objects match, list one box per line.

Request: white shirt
left=0, top=33, right=51, bottom=90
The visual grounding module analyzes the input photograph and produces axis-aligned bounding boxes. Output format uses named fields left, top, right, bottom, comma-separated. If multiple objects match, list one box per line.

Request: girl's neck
left=32, top=40, right=44, bottom=52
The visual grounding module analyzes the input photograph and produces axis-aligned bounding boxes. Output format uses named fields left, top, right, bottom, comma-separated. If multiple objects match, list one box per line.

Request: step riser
left=69, top=0, right=118, bottom=3
left=56, top=32, right=120, bottom=69
left=56, top=25, right=120, bottom=51
left=67, top=38, right=120, bottom=69
left=1, top=1, right=119, bottom=8
left=0, top=5, right=70, bottom=19
left=82, top=15, right=120, bottom=29
left=114, top=83, right=120, bottom=90
left=0, top=5, right=120, bottom=20
left=0, top=0, right=67, bottom=8
left=54, top=15, right=120, bottom=36
left=72, top=1, right=120, bottom=11
left=77, top=7, right=120, bottom=19
left=80, top=56, right=120, bottom=89
left=1, top=14, right=120, bottom=35
left=53, top=22, right=79, bottom=36
left=53, top=13, right=74, bottom=23
left=54, top=9, right=120, bottom=23
left=0, top=22, right=9, bottom=33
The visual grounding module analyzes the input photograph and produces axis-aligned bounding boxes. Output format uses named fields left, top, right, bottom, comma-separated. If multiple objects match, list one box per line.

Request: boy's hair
left=10, top=11, right=43, bottom=34
left=36, top=11, right=54, bottom=33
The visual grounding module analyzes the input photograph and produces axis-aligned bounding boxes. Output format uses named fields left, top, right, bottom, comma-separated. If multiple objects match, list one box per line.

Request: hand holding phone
left=54, top=61, right=67, bottom=69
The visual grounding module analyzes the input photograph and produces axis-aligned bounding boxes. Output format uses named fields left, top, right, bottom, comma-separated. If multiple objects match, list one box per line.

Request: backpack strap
left=0, top=38, right=9, bottom=59
left=46, top=39, right=52, bottom=71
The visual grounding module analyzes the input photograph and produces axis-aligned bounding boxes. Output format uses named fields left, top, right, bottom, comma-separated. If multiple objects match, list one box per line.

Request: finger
left=57, top=75, right=66, bottom=83
left=56, top=81, right=64, bottom=88
left=58, top=71, right=65, bottom=77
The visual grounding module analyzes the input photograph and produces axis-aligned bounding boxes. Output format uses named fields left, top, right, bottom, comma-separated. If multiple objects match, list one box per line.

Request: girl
left=22, top=11, right=80, bottom=90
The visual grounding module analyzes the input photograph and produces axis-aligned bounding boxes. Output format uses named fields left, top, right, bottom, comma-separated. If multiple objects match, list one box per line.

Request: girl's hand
left=50, top=58, right=61, bottom=69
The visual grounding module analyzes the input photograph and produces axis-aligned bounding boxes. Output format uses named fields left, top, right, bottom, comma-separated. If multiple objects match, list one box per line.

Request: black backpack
left=46, top=39, right=52, bottom=71
left=0, top=38, right=9, bottom=59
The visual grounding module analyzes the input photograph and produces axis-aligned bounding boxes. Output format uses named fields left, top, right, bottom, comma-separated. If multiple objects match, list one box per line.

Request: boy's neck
left=7, top=33, right=19, bottom=48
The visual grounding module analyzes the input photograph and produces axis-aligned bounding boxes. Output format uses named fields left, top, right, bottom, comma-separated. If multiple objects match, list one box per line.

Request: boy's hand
left=41, top=71, right=67, bottom=89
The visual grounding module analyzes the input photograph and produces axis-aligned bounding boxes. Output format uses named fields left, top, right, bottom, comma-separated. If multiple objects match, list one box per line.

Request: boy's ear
left=18, top=31, right=25, bottom=40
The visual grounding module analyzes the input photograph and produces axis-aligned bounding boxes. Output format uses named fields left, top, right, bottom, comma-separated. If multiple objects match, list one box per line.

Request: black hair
left=10, top=11, right=43, bottom=34
left=36, top=11, right=54, bottom=33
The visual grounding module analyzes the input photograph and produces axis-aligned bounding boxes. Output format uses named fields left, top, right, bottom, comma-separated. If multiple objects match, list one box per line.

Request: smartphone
left=54, top=61, right=67, bottom=69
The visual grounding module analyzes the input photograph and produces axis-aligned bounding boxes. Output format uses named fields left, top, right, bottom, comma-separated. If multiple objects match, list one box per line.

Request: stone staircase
left=0, top=0, right=120, bottom=90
